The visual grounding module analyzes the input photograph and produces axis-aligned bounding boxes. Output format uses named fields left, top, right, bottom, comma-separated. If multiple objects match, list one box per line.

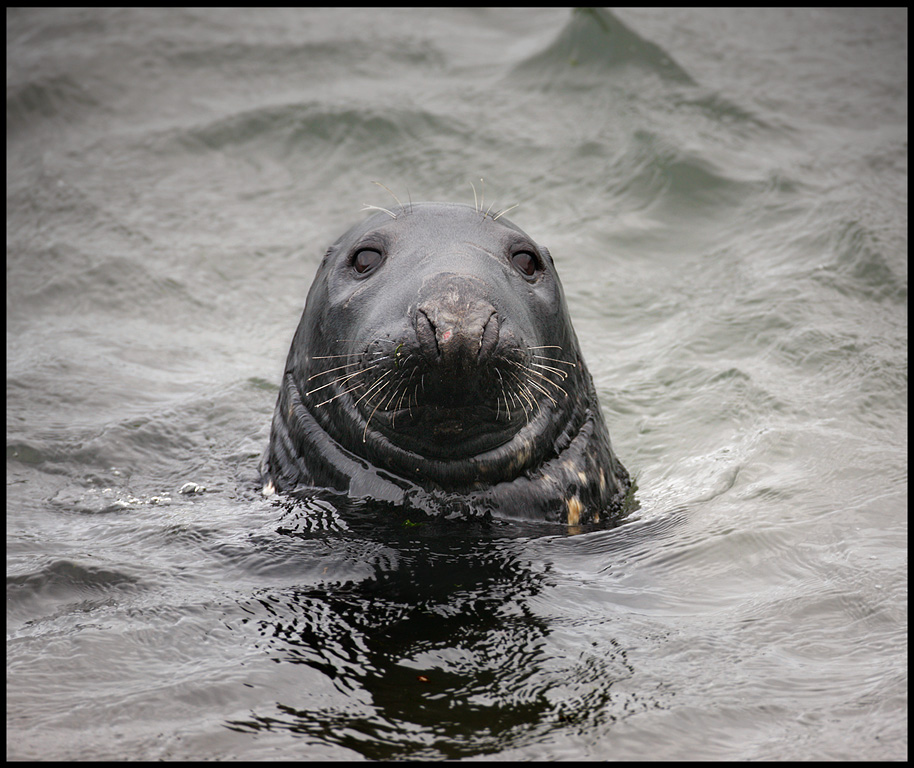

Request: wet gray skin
left=262, top=202, right=631, bottom=524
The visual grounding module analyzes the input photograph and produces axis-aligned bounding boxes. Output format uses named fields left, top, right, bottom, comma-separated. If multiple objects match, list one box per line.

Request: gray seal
left=261, top=202, right=631, bottom=525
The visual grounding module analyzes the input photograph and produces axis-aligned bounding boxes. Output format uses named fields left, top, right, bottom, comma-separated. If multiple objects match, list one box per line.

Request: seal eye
left=353, top=248, right=383, bottom=275
left=511, top=250, right=540, bottom=278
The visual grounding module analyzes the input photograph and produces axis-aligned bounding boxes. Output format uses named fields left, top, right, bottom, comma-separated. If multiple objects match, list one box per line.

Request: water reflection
left=227, top=498, right=635, bottom=760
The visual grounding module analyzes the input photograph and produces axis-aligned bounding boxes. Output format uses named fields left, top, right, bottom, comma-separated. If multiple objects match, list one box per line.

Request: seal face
left=261, top=202, right=631, bottom=524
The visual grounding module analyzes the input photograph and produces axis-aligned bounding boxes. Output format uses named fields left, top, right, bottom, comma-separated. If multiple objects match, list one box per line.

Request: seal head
left=262, top=202, right=630, bottom=524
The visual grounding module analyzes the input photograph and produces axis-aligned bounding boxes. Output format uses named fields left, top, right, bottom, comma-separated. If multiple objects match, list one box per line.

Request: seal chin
left=366, top=403, right=519, bottom=461
left=357, top=393, right=574, bottom=491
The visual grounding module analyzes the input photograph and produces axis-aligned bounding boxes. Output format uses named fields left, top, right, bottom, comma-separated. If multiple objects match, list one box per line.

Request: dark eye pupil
left=512, top=251, right=538, bottom=277
left=354, top=249, right=382, bottom=274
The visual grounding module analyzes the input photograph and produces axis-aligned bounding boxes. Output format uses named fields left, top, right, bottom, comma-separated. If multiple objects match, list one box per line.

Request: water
left=6, top=7, right=907, bottom=760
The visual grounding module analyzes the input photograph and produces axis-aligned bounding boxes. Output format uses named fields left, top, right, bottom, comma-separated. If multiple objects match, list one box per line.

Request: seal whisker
left=307, top=376, right=353, bottom=397
left=361, top=379, right=395, bottom=442
left=314, top=382, right=366, bottom=407
left=371, top=181, right=405, bottom=210
left=394, top=366, right=418, bottom=412
left=522, top=375, right=560, bottom=407
left=494, top=368, right=506, bottom=421
left=505, top=384, right=527, bottom=422
left=383, top=379, right=407, bottom=428
left=321, top=337, right=399, bottom=347
left=506, top=359, right=568, bottom=396
left=394, top=383, right=410, bottom=415
left=530, top=361, right=569, bottom=381
left=360, top=381, right=391, bottom=410
left=492, top=203, right=519, bottom=221
left=363, top=402, right=383, bottom=442
left=532, top=354, right=576, bottom=369
left=502, top=381, right=516, bottom=411
left=360, top=203, right=398, bottom=219
left=382, top=382, right=400, bottom=411
left=517, top=393, right=534, bottom=425
left=500, top=384, right=514, bottom=422
left=505, top=371, right=537, bottom=419
left=497, top=369, right=521, bottom=422
left=408, top=381, right=419, bottom=420
left=507, top=363, right=561, bottom=406
left=306, top=363, right=382, bottom=395
left=352, top=369, right=394, bottom=407
left=306, top=372, right=363, bottom=396
left=383, top=377, right=407, bottom=410
left=519, top=388, right=539, bottom=419
left=502, top=374, right=522, bottom=414
left=307, top=361, right=362, bottom=380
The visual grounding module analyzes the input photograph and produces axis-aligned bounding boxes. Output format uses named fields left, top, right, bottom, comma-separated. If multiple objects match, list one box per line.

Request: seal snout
left=415, top=276, right=500, bottom=371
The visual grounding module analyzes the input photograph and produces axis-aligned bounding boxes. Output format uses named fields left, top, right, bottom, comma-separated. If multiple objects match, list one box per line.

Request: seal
left=261, top=201, right=631, bottom=525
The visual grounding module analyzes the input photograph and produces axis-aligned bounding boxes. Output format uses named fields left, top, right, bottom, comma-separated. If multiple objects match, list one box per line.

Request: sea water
left=7, top=8, right=906, bottom=760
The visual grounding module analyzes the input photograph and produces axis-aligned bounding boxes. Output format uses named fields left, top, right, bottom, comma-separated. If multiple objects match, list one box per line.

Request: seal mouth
left=302, top=328, right=576, bottom=465
left=348, top=335, right=574, bottom=462
left=364, top=370, right=525, bottom=459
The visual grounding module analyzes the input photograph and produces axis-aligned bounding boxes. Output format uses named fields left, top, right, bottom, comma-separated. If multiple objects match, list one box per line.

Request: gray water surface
left=7, top=7, right=907, bottom=760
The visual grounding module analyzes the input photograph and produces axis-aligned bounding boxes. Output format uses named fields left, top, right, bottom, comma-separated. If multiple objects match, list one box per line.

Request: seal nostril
left=416, top=308, right=439, bottom=360
left=417, top=293, right=499, bottom=369
left=478, top=312, right=500, bottom=362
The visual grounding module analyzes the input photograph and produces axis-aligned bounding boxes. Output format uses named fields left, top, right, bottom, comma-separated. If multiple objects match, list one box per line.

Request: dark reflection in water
left=227, top=496, right=639, bottom=760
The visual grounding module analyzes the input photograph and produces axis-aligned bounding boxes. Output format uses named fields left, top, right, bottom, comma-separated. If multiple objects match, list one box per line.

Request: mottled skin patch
left=261, top=202, right=631, bottom=524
